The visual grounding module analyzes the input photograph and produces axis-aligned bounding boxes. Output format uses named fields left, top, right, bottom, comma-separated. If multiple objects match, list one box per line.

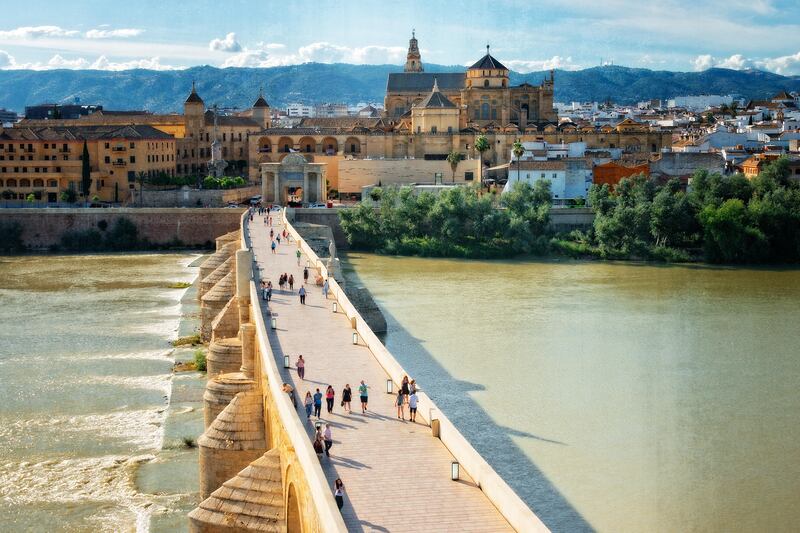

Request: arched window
left=484, top=79, right=489, bottom=88
left=20, top=178, right=31, bottom=187
left=481, top=103, right=490, bottom=120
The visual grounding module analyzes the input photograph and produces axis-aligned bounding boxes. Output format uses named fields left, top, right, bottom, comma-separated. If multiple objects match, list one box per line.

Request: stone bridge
left=188, top=210, right=548, bottom=532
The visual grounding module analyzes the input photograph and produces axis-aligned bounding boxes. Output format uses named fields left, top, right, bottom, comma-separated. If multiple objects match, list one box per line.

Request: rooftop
left=469, top=45, right=508, bottom=71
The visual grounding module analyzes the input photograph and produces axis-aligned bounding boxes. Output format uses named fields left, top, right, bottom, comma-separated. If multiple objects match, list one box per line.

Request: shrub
left=194, top=348, right=207, bottom=372
left=172, top=333, right=201, bottom=347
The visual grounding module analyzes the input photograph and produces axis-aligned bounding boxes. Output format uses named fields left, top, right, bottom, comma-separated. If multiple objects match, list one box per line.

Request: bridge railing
left=241, top=212, right=348, bottom=533
left=281, top=209, right=548, bottom=533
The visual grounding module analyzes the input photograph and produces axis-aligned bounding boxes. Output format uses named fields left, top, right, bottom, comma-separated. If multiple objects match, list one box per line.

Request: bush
left=172, top=333, right=201, bottom=347
left=194, top=348, right=207, bottom=372
left=60, top=189, right=77, bottom=203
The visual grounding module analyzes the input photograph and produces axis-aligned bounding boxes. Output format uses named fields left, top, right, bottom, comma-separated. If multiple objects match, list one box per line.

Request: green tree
left=650, top=179, right=692, bottom=246
left=81, top=141, right=91, bottom=207
left=60, top=188, right=77, bottom=204
left=135, top=171, right=148, bottom=206
left=699, top=198, right=766, bottom=262
left=446, top=150, right=462, bottom=183
left=511, top=140, right=524, bottom=184
left=474, top=135, right=490, bottom=188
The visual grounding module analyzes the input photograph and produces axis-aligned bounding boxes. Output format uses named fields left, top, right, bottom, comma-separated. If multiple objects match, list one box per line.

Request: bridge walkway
left=248, top=215, right=513, bottom=532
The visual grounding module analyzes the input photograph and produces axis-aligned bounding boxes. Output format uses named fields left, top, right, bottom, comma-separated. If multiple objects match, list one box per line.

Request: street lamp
left=283, top=355, right=290, bottom=368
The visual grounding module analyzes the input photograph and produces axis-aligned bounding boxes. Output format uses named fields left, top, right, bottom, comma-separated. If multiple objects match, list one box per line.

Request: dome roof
left=281, top=153, right=309, bottom=166
left=469, top=45, right=508, bottom=71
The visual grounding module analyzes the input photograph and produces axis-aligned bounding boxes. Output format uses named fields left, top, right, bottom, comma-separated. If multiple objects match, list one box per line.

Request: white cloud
left=47, top=54, right=90, bottom=69
left=0, top=26, right=79, bottom=39
left=85, top=28, right=143, bottom=39
left=692, top=51, right=800, bottom=75
left=0, top=50, right=15, bottom=67
left=209, top=32, right=241, bottom=53
left=504, top=56, right=581, bottom=73
left=221, top=41, right=406, bottom=68
left=0, top=52, right=182, bottom=71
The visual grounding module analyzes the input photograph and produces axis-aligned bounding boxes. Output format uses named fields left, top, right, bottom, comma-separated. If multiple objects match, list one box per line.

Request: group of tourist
left=395, top=375, right=419, bottom=422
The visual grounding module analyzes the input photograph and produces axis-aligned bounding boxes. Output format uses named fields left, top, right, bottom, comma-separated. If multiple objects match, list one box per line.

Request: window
left=129, top=155, right=135, bottom=163
left=447, top=126, right=453, bottom=133
left=238, top=132, right=242, bottom=141
left=130, top=142, right=135, bottom=149
left=222, top=133, right=226, bottom=141
left=104, top=156, right=110, bottom=163
left=105, top=143, right=110, bottom=149
left=127, top=171, right=135, bottom=182
left=55, top=167, right=61, bottom=173
left=484, top=79, right=489, bottom=88
left=491, top=108, right=497, bottom=120
left=552, top=173, right=557, bottom=179
left=465, top=171, right=474, bottom=181
left=431, top=126, right=437, bottom=133
left=481, top=103, right=489, bottom=120
left=541, top=173, right=545, bottom=178
left=48, top=179, right=57, bottom=187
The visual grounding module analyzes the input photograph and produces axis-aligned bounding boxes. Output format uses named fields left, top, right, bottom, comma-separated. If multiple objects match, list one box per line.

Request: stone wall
left=0, top=208, right=243, bottom=250
left=338, top=158, right=478, bottom=194
left=132, top=185, right=261, bottom=208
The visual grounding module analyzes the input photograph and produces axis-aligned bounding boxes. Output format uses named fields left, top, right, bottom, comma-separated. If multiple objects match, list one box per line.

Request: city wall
left=0, top=208, right=243, bottom=249
left=132, top=185, right=261, bottom=208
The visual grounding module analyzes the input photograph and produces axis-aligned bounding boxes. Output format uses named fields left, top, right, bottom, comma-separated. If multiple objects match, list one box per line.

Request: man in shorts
left=358, top=380, right=369, bottom=414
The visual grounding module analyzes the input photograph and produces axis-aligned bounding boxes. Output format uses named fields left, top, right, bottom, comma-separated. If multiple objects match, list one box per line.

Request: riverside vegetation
left=339, top=157, right=800, bottom=264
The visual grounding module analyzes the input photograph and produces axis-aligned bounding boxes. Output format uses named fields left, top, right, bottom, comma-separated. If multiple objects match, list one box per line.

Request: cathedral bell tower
left=404, top=30, right=423, bottom=72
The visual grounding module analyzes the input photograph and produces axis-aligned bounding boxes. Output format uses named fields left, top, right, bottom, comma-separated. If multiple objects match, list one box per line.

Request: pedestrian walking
left=334, top=479, right=345, bottom=510
left=313, top=434, right=324, bottom=459
left=261, top=280, right=268, bottom=301
left=409, top=379, right=417, bottom=395
left=271, top=240, right=276, bottom=254
left=299, top=285, right=306, bottom=305
left=401, top=375, right=410, bottom=401
left=322, top=278, right=329, bottom=299
left=303, top=267, right=309, bottom=283
left=288, top=274, right=294, bottom=290
left=313, top=388, right=322, bottom=418
left=296, top=355, right=305, bottom=380
left=323, top=424, right=333, bottom=457
left=409, top=390, right=418, bottom=422
left=325, top=385, right=335, bottom=414
left=282, top=383, right=297, bottom=408
left=396, top=389, right=405, bottom=420
left=342, top=384, right=352, bottom=413
left=270, top=228, right=274, bottom=240
left=266, top=281, right=273, bottom=301
left=304, top=391, right=313, bottom=420
left=296, top=249, right=301, bottom=265
left=358, top=380, right=369, bottom=413
left=276, top=235, right=281, bottom=245
left=268, top=216, right=272, bottom=226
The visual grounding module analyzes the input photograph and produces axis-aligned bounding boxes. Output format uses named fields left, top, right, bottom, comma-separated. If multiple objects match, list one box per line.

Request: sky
left=1, top=0, right=799, bottom=75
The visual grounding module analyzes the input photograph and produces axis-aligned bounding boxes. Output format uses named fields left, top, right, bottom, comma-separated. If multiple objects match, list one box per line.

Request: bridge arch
left=286, top=480, right=302, bottom=532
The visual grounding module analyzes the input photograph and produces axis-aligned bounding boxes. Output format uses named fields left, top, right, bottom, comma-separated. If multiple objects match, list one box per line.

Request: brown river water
left=344, top=254, right=800, bottom=533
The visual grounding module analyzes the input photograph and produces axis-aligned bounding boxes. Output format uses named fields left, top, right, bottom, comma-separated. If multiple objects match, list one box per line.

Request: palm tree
left=136, top=171, right=147, bottom=207
left=474, top=134, right=490, bottom=189
left=511, top=140, right=524, bottom=184
left=446, top=150, right=461, bottom=184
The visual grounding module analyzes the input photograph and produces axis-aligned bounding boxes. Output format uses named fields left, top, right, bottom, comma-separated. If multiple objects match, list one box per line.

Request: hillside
left=0, top=63, right=797, bottom=114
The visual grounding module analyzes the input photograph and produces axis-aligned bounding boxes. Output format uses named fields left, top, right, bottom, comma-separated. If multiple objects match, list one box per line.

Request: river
left=0, top=253, right=204, bottom=532
left=343, top=254, right=800, bottom=533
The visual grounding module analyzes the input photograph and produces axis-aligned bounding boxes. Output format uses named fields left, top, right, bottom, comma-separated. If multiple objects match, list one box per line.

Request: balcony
left=58, top=148, right=71, bottom=154
left=112, top=160, right=127, bottom=166
left=112, top=146, right=127, bottom=152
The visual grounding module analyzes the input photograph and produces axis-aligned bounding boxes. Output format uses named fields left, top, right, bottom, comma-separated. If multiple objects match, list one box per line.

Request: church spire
left=404, top=29, right=423, bottom=73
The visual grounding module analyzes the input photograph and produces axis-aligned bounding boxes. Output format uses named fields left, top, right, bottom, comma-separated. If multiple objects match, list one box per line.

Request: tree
left=474, top=135, right=490, bottom=189
left=511, top=140, right=524, bottom=183
left=446, top=150, right=462, bottom=184
left=60, top=188, right=77, bottom=204
left=729, top=101, right=738, bottom=118
left=81, top=141, right=91, bottom=207
left=135, top=172, right=147, bottom=206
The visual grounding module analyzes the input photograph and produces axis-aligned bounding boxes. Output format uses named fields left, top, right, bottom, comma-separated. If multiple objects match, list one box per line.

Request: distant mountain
left=0, top=64, right=797, bottom=114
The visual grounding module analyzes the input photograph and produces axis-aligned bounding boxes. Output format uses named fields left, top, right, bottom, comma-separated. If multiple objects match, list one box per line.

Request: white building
left=666, top=95, right=734, bottom=111
left=504, top=141, right=592, bottom=203
left=286, top=103, right=314, bottom=118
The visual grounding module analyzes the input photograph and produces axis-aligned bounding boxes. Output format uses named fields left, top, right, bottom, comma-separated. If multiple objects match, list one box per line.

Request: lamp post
left=271, top=317, right=276, bottom=330
left=283, top=355, right=290, bottom=369
left=386, top=379, right=393, bottom=394
left=332, top=302, right=338, bottom=313
left=451, top=462, right=460, bottom=481
left=352, top=332, right=358, bottom=345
